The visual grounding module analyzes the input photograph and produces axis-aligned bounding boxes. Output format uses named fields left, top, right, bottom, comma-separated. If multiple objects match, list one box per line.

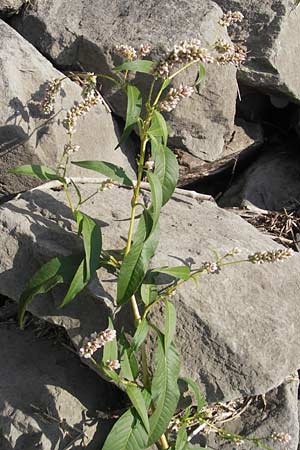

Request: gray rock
left=0, top=20, right=136, bottom=199
left=0, top=321, right=124, bottom=450
left=0, top=182, right=300, bottom=402
left=206, top=376, right=299, bottom=450
left=214, top=0, right=300, bottom=102
left=0, top=0, right=24, bottom=17
left=219, top=144, right=300, bottom=211
left=11, top=0, right=238, bottom=161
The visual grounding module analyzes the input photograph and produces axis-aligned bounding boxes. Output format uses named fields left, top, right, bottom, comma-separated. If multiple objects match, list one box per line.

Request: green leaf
left=161, top=78, right=171, bottom=91
left=148, top=335, right=180, bottom=446
left=103, top=317, right=118, bottom=363
left=147, top=171, right=162, bottom=230
left=131, top=319, right=149, bottom=352
left=117, top=84, right=142, bottom=147
left=180, top=377, right=206, bottom=412
left=120, top=348, right=135, bottom=381
left=148, top=110, right=168, bottom=146
left=114, top=59, right=154, bottom=74
left=152, top=140, right=179, bottom=205
left=60, top=258, right=87, bottom=307
left=126, top=385, right=150, bottom=433
left=102, top=408, right=148, bottom=450
left=75, top=211, right=102, bottom=280
left=117, top=210, right=159, bottom=305
left=9, top=164, right=65, bottom=182
left=175, top=428, right=188, bottom=450
left=151, top=266, right=190, bottom=281
left=165, top=300, right=176, bottom=351
left=195, top=63, right=206, bottom=93
left=140, top=278, right=158, bottom=306
left=18, top=253, right=83, bottom=328
left=71, top=160, right=133, bottom=186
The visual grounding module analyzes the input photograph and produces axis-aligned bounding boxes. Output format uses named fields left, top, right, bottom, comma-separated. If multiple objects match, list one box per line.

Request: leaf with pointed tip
left=59, top=258, right=87, bottom=307
left=148, top=335, right=180, bottom=446
left=101, top=408, right=148, bottom=450
left=151, top=266, right=190, bottom=281
left=71, top=160, right=133, bottom=186
left=75, top=211, right=102, bottom=280
left=195, top=63, right=206, bottom=93
left=175, top=428, right=188, bottom=450
left=116, top=84, right=142, bottom=147
left=131, top=319, right=149, bottom=352
left=148, top=110, right=168, bottom=145
left=165, top=300, right=176, bottom=351
left=103, top=317, right=118, bottom=364
left=9, top=164, right=65, bottom=183
left=18, top=253, right=83, bottom=328
left=151, top=139, right=179, bottom=205
left=180, top=377, right=206, bottom=412
left=126, top=385, right=150, bottom=433
left=114, top=59, right=154, bottom=74
left=146, top=171, right=162, bottom=231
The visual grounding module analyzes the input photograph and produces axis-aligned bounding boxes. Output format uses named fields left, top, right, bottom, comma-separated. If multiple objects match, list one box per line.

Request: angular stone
left=219, top=144, right=300, bottom=211
left=214, top=0, right=300, bottom=102
left=0, top=20, right=136, bottom=199
left=11, top=0, right=238, bottom=161
left=0, top=182, right=300, bottom=403
left=0, top=321, right=124, bottom=450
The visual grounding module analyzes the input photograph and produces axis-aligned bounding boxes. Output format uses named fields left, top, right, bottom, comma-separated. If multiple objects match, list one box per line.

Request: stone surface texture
left=219, top=144, right=300, bottom=211
left=207, top=376, right=299, bottom=450
left=214, top=0, right=300, bottom=102
left=0, top=322, right=123, bottom=450
left=11, top=0, right=238, bottom=161
left=0, top=0, right=24, bottom=17
left=0, top=183, right=300, bottom=402
left=0, top=20, right=136, bottom=199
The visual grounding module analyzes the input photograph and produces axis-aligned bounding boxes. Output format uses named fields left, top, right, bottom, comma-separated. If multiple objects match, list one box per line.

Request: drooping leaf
left=9, top=164, right=65, bottom=183
left=114, top=59, right=154, bottom=74
left=151, top=265, right=190, bottom=281
left=59, top=258, right=87, bottom=307
left=147, top=171, right=162, bottom=231
left=117, top=84, right=142, bottom=147
left=165, top=300, right=176, bottom=351
left=148, top=110, right=168, bottom=145
left=175, top=427, right=188, bottom=450
left=148, top=335, right=180, bottom=446
left=101, top=408, right=148, bottom=450
left=180, top=377, right=206, bottom=412
left=195, top=63, right=206, bottom=93
left=102, top=317, right=118, bottom=364
left=75, top=211, right=102, bottom=280
left=117, top=225, right=159, bottom=305
left=71, top=160, right=133, bottom=186
left=18, top=253, right=83, bottom=328
left=151, top=139, right=179, bottom=205
left=131, top=319, right=149, bottom=352
left=126, top=385, right=150, bottom=433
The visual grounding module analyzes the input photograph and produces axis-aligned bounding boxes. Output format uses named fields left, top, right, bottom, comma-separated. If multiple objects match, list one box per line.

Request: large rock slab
left=0, top=182, right=300, bottom=402
left=0, top=321, right=124, bottom=450
left=11, top=0, right=238, bottom=162
left=0, top=20, right=136, bottom=199
left=214, top=0, right=300, bottom=102
left=219, top=143, right=300, bottom=211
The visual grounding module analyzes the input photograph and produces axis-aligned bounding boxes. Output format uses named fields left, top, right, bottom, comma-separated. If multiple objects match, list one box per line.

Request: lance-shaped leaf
left=148, top=335, right=180, bottom=446
left=175, top=428, right=188, bottom=450
left=9, top=164, right=65, bottom=183
left=148, top=110, right=168, bottom=145
left=60, top=258, right=87, bottom=307
left=126, top=385, right=150, bottom=433
left=114, top=59, right=154, bottom=74
left=117, top=223, right=159, bottom=305
left=71, top=161, right=133, bottom=186
left=131, top=319, right=149, bottom=352
left=101, top=408, right=148, bottom=450
left=195, top=63, right=206, bottom=93
left=75, top=211, right=102, bottom=280
left=18, top=253, right=83, bottom=328
left=117, top=84, right=142, bottom=147
left=180, top=377, right=206, bottom=412
left=151, top=265, right=190, bottom=281
left=146, top=171, right=162, bottom=231
left=165, top=300, right=176, bottom=351
left=102, top=317, right=118, bottom=364
left=151, top=139, right=179, bottom=205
